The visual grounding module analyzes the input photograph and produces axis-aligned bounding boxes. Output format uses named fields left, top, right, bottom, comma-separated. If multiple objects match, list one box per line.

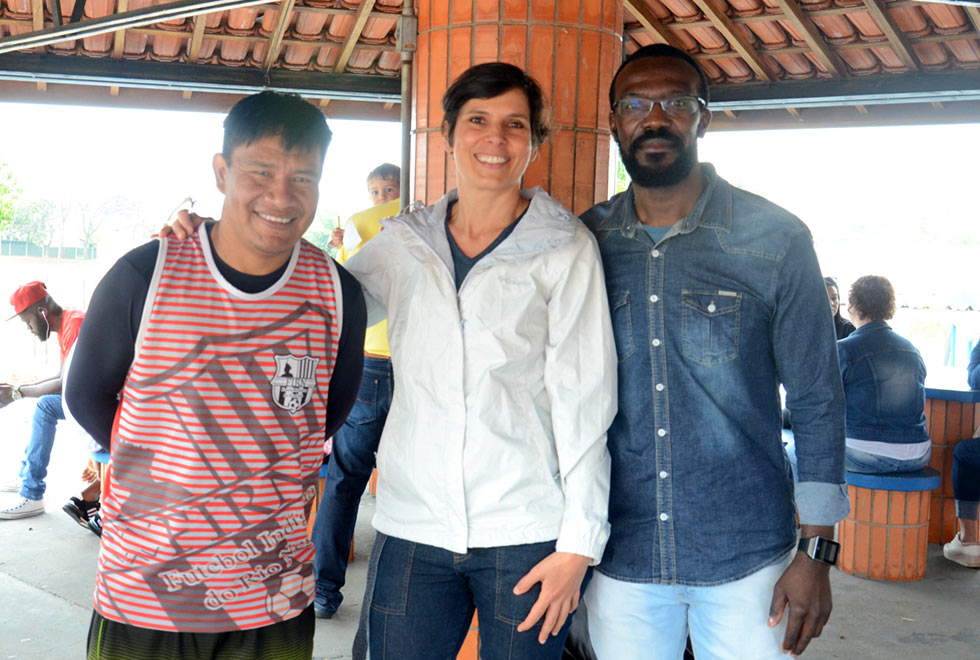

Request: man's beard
left=619, top=128, right=698, bottom=188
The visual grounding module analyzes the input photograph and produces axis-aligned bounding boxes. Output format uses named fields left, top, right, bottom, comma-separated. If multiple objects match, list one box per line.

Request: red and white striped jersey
left=94, top=229, right=341, bottom=633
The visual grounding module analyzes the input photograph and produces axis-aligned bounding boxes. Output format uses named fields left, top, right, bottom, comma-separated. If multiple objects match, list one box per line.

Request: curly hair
left=848, top=275, right=896, bottom=322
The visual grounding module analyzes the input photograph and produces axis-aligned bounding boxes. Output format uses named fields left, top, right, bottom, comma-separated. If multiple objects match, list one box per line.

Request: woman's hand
left=159, top=210, right=210, bottom=239
left=513, top=551, right=591, bottom=644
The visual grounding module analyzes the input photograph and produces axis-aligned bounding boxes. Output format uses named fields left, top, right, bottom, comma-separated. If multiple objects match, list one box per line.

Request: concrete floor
left=1, top=426, right=978, bottom=660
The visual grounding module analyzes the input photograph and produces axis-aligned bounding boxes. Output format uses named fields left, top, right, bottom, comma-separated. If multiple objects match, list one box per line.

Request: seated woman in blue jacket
left=838, top=275, right=930, bottom=473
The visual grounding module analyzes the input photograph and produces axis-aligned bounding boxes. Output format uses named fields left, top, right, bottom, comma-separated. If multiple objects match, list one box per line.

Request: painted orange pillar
left=413, top=1, right=623, bottom=215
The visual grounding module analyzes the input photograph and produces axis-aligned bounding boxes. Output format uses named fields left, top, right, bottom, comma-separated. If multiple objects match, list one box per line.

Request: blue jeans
left=312, top=356, right=392, bottom=614
left=368, top=535, right=582, bottom=660
left=953, top=438, right=980, bottom=520
left=18, top=394, right=65, bottom=500
left=844, top=446, right=930, bottom=474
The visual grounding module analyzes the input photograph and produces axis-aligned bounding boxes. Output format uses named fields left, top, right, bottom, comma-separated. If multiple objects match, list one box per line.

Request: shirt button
left=659, top=471, right=668, bottom=479
left=649, top=294, right=659, bottom=303
left=656, top=383, right=665, bottom=391
left=659, top=513, right=669, bottom=521
left=657, top=428, right=667, bottom=437
left=651, top=338, right=661, bottom=347
left=651, top=249, right=660, bottom=258
left=707, top=303, right=716, bottom=313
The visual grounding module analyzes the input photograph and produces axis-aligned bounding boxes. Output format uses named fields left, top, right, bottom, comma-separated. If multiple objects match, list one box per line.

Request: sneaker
left=63, top=496, right=100, bottom=528
left=87, top=513, right=103, bottom=538
left=943, top=533, right=980, bottom=568
left=0, top=497, right=44, bottom=519
left=313, top=593, right=338, bottom=619
left=0, top=478, right=21, bottom=493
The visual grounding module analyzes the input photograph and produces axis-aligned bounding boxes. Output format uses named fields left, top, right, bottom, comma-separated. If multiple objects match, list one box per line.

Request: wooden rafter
left=771, top=0, right=846, bottom=77
left=965, top=6, right=980, bottom=35
left=187, top=12, right=208, bottom=62
left=111, top=0, right=128, bottom=58
left=332, top=0, right=376, bottom=74
left=689, top=0, right=772, bottom=81
left=262, top=0, right=296, bottom=71
left=31, top=0, right=44, bottom=88
left=622, top=0, right=687, bottom=51
left=861, top=0, right=920, bottom=71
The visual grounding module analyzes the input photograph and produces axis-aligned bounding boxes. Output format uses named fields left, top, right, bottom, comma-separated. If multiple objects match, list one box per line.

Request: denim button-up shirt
left=838, top=321, right=929, bottom=443
left=583, top=165, right=849, bottom=585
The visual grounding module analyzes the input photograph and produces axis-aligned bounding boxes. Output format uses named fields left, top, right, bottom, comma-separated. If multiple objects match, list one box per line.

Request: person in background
left=968, top=339, right=979, bottom=390
left=0, top=282, right=86, bottom=520
left=327, top=163, right=401, bottom=251
left=582, top=44, right=847, bottom=659
left=344, top=62, right=615, bottom=658
left=838, top=275, right=930, bottom=473
left=66, top=91, right=366, bottom=660
left=310, top=166, right=401, bottom=619
left=825, top=277, right=855, bottom=340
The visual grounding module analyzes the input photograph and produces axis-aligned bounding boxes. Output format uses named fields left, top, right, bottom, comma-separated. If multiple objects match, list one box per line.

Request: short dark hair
left=849, top=275, right=896, bottom=322
left=609, top=44, right=710, bottom=109
left=367, top=163, right=400, bottom=183
left=442, top=62, right=550, bottom=148
left=222, top=91, right=332, bottom=164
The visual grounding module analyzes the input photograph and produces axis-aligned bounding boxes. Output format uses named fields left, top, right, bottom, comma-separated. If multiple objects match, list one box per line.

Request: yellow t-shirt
left=338, top=199, right=400, bottom=357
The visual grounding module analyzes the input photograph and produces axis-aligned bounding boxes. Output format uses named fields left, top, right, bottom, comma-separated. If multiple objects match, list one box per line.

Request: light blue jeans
left=18, top=394, right=65, bottom=500
left=583, top=554, right=793, bottom=660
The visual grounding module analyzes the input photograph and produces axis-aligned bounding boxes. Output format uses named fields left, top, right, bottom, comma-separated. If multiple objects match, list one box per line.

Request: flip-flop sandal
left=62, top=496, right=100, bottom=528
left=87, top=513, right=103, bottom=538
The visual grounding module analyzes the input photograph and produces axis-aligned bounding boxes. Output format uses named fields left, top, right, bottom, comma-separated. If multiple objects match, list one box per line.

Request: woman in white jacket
left=344, top=63, right=617, bottom=659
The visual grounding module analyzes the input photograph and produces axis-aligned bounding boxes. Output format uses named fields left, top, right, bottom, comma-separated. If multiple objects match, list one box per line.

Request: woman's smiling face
left=444, top=87, right=536, bottom=196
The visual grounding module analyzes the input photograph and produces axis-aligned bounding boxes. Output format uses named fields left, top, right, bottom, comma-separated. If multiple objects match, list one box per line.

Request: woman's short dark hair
left=222, top=91, right=332, bottom=165
left=849, top=275, right=896, bottom=322
left=442, top=62, right=550, bottom=148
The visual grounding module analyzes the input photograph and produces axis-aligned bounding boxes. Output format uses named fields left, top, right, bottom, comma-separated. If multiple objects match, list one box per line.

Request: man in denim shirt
left=581, top=45, right=849, bottom=659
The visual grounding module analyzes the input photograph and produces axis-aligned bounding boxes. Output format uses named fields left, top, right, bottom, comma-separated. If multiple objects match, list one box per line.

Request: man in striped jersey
left=67, top=91, right=366, bottom=660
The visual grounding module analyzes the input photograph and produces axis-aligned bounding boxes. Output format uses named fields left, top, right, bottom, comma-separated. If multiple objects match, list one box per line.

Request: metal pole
left=397, top=0, right=417, bottom=209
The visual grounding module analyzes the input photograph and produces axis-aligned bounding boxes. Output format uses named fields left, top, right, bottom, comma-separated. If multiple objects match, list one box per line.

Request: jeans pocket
left=681, top=290, right=741, bottom=367
left=610, top=290, right=636, bottom=363
left=370, top=536, right=415, bottom=615
left=347, top=377, right=379, bottom=425
left=493, top=542, right=554, bottom=626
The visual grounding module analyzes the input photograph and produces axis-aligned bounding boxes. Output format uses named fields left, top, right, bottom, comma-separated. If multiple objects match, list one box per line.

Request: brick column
left=413, top=1, right=623, bottom=215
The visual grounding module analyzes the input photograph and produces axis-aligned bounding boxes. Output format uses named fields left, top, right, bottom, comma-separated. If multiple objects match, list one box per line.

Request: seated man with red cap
left=0, top=281, right=86, bottom=520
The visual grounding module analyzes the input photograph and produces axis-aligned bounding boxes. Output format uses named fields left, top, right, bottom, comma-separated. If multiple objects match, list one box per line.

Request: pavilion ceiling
left=0, top=0, right=978, bottom=128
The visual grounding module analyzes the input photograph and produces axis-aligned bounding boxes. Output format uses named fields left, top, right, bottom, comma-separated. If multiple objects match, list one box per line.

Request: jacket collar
left=383, top=186, right=578, bottom=270
left=850, top=320, right=891, bottom=336
left=597, top=163, right=732, bottom=239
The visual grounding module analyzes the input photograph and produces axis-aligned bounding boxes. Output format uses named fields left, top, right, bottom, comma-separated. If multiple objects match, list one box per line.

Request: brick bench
left=838, top=468, right=941, bottom=581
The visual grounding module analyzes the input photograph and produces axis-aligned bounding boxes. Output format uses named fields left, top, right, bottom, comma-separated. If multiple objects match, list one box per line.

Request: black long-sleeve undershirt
left=66, top=231, right=366, bottom=451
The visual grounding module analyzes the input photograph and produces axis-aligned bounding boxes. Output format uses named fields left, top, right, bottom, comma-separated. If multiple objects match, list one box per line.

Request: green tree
left=6, top=199, right=56, bottom=246
left=304, top=211, right=341, bottom=251
left=0, top=163, right=21, bottom=232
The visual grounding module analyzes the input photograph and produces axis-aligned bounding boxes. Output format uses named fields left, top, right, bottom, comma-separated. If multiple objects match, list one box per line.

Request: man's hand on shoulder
left=768, top=528, right=835, bottom=657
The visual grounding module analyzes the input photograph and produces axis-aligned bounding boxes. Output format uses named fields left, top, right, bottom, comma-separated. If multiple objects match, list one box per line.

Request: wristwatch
left=798, top=536, right=840, bottom=566
left=11, top=386, right=22, bottom=401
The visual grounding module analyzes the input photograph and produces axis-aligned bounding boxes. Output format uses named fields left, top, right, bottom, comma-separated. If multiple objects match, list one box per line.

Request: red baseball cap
left=8, top=281, right=48, bottom=320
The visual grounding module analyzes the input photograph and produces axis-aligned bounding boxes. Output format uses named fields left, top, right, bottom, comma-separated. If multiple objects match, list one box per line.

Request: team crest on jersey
left=270, top=354, right=320, bottom=413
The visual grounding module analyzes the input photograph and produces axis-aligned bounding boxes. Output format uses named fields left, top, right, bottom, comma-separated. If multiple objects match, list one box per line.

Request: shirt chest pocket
left=681, top=290, right=741, bottom=367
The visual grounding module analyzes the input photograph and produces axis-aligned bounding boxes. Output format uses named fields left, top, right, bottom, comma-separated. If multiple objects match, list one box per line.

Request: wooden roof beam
left=333, top=0, right=376, bottom=74
left=965, top=6, right=980, bottom=35
left=622, top=0, right=687, bottom=51
left=112, top=0, right=128, bottom=58
left=262, top=0, right=296, bottom=72
left=771, top=0, right=847, bottom=77
left=861, top=0, right=920, bottom=71
left=186, top=12, right=207, bottom=62
left=689, top=0, right=772, bottom=81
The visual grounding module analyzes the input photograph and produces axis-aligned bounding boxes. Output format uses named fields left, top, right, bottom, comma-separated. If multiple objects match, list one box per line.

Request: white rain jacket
left=344, top=187, right=617, bottom=561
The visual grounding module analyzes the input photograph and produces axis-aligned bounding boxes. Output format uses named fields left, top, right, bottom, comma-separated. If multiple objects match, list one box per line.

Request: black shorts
left=86, top=605, right=315, bottom=660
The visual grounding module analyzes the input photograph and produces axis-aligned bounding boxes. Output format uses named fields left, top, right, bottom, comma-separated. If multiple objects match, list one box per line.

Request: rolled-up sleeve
left=772, top=231, right=850, bottom=526
left=545, top=227, right=617, bottom=563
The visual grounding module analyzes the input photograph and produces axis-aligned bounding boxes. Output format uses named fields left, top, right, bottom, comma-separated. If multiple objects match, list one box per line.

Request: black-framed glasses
left=614, top=96, right=705, bottom=120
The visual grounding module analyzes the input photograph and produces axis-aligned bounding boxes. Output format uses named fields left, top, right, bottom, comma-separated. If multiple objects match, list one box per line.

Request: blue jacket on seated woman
left=838, top=320, right=929, bottom=444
